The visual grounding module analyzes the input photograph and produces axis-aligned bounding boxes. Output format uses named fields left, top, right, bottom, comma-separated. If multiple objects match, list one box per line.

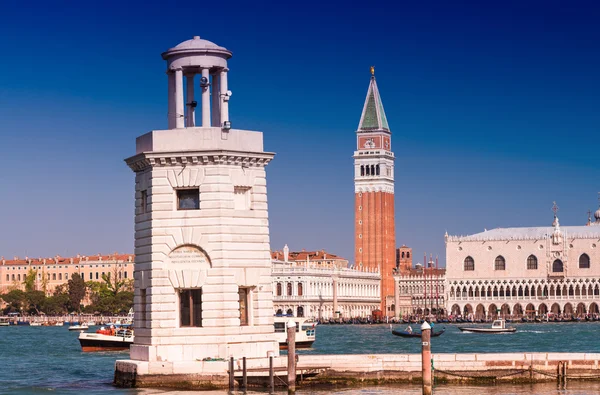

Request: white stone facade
left=393, top=269, right=446, bottom=317
left=272, top=260, right=380, bottom=319
left=123, top=37, right=279, bottom=373
left=445, top=216, right=600, bottom=319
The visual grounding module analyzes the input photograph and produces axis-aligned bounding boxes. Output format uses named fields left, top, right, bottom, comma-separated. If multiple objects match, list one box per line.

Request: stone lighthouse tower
left=118, top=36, right=279, bottom=386
left=354, top=68, right=396, bottom=316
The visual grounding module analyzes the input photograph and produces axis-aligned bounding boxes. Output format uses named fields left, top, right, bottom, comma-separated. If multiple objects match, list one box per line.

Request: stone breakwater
left=115, top=352, right=600, bottom=389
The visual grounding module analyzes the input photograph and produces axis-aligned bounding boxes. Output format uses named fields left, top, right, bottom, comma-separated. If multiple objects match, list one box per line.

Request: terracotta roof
left=0, top=253, right=134, bottom=266
left=271, top=249, right=346, bottom=262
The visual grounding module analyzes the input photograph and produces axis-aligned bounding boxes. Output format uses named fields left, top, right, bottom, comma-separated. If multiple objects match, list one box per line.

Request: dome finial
left=370, top=65, right=375, bottom=76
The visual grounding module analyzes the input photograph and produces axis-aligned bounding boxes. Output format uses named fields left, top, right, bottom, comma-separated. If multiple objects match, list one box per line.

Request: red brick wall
left=355, top=191, right=396, bottom=313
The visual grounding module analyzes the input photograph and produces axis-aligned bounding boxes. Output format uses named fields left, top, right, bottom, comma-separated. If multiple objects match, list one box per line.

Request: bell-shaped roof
left=358, top=74, right=390, bottom=132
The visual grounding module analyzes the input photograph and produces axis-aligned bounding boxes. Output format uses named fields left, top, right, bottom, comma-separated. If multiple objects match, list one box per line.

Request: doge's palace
left=446, top=201, right=600, bottom=320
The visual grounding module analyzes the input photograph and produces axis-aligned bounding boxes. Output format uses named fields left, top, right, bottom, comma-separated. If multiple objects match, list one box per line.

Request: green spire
left=358, top=76, right=390, bottom=132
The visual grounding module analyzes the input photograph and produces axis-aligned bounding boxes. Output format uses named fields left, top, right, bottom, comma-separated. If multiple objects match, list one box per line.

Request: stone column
left=167, top=72, right=175, bottom=129
left=332, top=276, right=338, bottom=319
left=220, top=68, right=229, bottom=125
left=394, top=277, right=400, bottom=319
left=186, top=74, right=195, bottom=127
left=201, top=68, right=210, bottom=127
left=211, top=71, right=220, bottom=127
left=174, top=69, right=184, bottom=129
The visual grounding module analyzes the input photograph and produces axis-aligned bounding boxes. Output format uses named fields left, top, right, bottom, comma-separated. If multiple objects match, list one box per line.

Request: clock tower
left=354, top=68, right=396, bottom=316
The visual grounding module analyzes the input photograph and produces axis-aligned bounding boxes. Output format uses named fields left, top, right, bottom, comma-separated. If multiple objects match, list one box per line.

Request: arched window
left=494, top=256, right=506, bottom=270
left=89, top=272, right=92, bottom=280
left=407, top=252, right=410, bottom=258
left=52, top=273, right=56, bottom=280
left=59, top=273, right=62, bottom=281
left=366, top=166, right=370, bottom=176
left=5, top=274, right=8, bottom=281
left=287, top=282, right=292, bottom=296
left=527, top=255, right=538, bottom=270
left=360, top=165, right=365, bottom=176
left=553, top=259, right=564, bottom=272
left=18, top=274, right=21, bottom=281
left=298, top=283, right=303, bottom=296
left=579, top=253, right=590, bottom=269
left=402, top=252, right=405, bottom=258
left=464, top=256, right=474, bottom=271
left=375, top=164, right=380, bottom=175
left=371, top=165, right=375, bottom=175
left=276, top=283, right=282, bottom=296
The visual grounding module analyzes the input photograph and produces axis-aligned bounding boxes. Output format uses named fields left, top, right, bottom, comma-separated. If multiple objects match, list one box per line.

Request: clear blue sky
left=1, top=1, right=599, bottom=266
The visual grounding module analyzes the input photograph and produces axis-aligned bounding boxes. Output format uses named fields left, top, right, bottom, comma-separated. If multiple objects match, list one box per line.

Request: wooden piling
left=242, top=356, right=247, bottom=390
left=269, top=355, right=274, bottom=393
left=287, top=319, right=297, bottom=393
left=421, top=321, right=432, bottom=395
left=229, top=356, right=235, bottom=391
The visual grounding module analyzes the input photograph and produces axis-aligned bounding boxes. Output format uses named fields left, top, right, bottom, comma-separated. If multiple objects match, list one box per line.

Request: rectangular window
left=177, top=189, right=200, bottom=210
left=180, top=289, right=202, bottom=327
left=233, top=187, right=251, bottom=210
left=239, top=287, right=249, bottom=326
left=89, top=272, right=92, bottom=280
left=140, top=190, right=148, bottom=213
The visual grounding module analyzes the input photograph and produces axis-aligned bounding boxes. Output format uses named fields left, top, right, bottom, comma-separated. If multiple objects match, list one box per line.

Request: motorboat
left=392, top=326, right=446, bottom=338
left=0, top=318, right=10, bottom=327
left=274, top=316, right=316, bottom=350
left=78, top=324, right=133, bottom=352
left=458, top=319, right=516, bottom=333
left=29, top=322, right=42, bottom=326
left=68, top=324, right=89, bottom=331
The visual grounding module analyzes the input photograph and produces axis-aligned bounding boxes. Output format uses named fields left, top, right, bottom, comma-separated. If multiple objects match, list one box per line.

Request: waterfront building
left=445, top=201, right=600, bottom=319
left=0, top=253, right=133, bottom=295
left=393, top=261, right=446, bottom=318
left=271, top=245, right=381, bottom=319
left=392, top=247, right=446, bottom=318
left=121, top=36, right=278, bottom=377
left=353, top=68, right=396, bottom=316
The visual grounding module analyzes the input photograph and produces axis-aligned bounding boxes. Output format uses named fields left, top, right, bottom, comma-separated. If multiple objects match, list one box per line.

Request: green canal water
left=3, top=322, right=600, bottom=394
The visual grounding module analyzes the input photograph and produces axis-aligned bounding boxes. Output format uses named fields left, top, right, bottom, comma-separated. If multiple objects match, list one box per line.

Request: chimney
left=283, top=244, right=289, bottom=263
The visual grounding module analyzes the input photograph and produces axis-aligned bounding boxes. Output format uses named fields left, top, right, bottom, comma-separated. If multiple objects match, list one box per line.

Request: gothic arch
left=475, top=304, right=486, bottom=320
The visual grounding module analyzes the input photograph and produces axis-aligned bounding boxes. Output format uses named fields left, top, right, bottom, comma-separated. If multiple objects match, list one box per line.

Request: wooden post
left=421, top=321, right=432, bottom=395
left=229, top=356, right=235, bottom=391
left=287, top=319, right=297, bottom=393
left=269, top=355, right=274, bottom=393
left=242, top=356, right=247, bottom=390
left=563, top=360, right=567, bottom=387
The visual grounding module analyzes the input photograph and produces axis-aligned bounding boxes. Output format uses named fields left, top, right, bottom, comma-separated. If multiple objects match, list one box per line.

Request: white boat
left=0, top=318, right=10, bottom=327
left=78, top=325, right=133, bottom=352
left=29, top=322, right=42, bottom=326
left=274, top=316, right=317, bottom=350
left=68, top=324, right=89, bottom=331
left=458, top=319, right=516, bottom=334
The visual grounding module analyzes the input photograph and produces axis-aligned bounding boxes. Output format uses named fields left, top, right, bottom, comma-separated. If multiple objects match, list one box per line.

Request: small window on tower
left=177, top=189, right=200, bottom=210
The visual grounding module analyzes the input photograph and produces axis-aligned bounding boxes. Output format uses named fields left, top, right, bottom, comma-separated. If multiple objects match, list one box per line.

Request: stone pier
left=115, top=352, right=600, bottom=389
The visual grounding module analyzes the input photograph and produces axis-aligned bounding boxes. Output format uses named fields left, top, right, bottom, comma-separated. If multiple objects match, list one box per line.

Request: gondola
left=392, top=327, right=446, bottom=338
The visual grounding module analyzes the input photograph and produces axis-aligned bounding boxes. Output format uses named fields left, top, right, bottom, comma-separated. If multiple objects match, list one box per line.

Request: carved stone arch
left=167, top=167, right=206, bottom=189
left=167, top=244, right=212, bottom=289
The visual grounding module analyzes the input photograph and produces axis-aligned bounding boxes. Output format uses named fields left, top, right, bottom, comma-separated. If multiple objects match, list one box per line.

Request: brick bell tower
left=354, top=67, right=396, bottom=316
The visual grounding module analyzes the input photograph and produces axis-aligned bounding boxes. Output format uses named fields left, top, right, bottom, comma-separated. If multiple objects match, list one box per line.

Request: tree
left=40, top=267, right=49, bottom=294
left=101, top=264, right=127, bottom=296
left=68, top=273, right=86, bottom=313
left=0, top=289, right=27, bottom=313
left=23, top=269, right=38, bottom=292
